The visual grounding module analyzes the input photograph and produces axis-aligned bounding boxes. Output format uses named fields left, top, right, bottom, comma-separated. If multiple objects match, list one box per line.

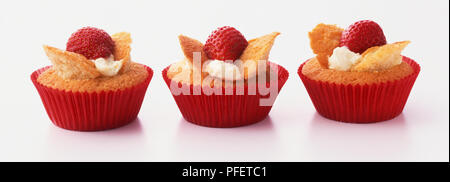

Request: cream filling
left=204, top=60, right=242, bottom=81
left=328, top=46, right=362, bottom=71
left=93, top=55, right=124, bottom=76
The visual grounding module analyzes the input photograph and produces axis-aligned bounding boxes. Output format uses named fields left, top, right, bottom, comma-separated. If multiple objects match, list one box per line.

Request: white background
left=0, top=0, right=448, bottom=162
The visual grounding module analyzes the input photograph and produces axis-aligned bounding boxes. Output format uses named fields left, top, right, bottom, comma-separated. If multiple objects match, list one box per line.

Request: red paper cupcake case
left=31, top=64, right=153, bottom=131
left=298, top=56, right=420, bottom=123
left=163, top=62, right=289, bottom=128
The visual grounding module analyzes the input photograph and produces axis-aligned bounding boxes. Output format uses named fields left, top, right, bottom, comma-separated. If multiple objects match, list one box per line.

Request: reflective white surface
left=0, top=0, right=448, bottom=161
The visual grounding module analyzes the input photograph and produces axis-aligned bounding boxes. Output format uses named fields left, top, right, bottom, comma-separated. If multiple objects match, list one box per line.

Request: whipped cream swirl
left=93, top=55, right=124, bottom=76
left=328, top=46, right=362, bottom=71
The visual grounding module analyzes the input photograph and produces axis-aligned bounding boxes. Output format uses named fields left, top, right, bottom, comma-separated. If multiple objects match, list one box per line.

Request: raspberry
left=203, top=26, right=248, bottom=61
left=339, top=20, right=387, bottom=54
left=66, top=27, right=115, bottom=60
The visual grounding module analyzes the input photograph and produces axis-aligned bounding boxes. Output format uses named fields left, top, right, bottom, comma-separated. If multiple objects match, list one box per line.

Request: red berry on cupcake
left=203, top=26, right=248, bottom=61
left=66, top=27, right=115, bottom=60
left=339, top=20, right=387, bottom=54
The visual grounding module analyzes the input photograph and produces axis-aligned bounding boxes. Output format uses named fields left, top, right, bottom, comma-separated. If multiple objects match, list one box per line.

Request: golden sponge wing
left=178, top=34, right=208, bottom=66
left=111, top=32, right=132, bottom=61
left=308, top=24, right=343, bottom=68
left=111, top=32, right=132, bottom=73
left=352, top=41, right=410, bottom=72
left=240, top=32, right=280, bottom=79
left=43, top=45, right=100, bottom=79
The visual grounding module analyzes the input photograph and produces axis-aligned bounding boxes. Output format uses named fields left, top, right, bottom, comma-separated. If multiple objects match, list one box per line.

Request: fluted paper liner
left=31, top=64, right=153, bottom=131
left=298, top=56, right=420, bottom=123
left=163, top=62, right=289, bottom=128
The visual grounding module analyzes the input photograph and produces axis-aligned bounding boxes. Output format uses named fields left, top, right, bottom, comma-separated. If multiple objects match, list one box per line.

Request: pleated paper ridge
left=298, top=56, right=420, bottom=123
left=31, top=64, right=153, bottom=131
left=163, top=62, right=289, bottom=128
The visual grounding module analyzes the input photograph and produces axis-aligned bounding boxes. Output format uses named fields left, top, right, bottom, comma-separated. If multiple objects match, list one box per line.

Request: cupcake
left=31, top=27, right=153, bottom=131
left=163, top=26, right=289, bottom=127
left=298, top=20, right=420, bottom=123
